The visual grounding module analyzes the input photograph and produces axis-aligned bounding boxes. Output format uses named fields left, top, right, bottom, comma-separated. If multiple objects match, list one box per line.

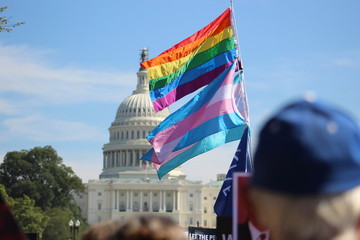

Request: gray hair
left=248, top=186, right=360, bottom=240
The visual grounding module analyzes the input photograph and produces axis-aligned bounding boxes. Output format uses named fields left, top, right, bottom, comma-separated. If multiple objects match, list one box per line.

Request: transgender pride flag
left=142, top=61, right=249, bottom=179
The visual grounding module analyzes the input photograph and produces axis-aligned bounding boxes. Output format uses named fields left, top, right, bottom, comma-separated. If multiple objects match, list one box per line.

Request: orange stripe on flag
left=141, top=8, right=231, bottom=69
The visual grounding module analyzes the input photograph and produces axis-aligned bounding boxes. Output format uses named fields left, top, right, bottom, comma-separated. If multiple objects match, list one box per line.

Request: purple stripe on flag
left=152, top=60, right=235, bottom=112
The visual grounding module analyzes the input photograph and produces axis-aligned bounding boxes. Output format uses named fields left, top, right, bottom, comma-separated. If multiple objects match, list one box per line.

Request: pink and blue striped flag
left=142, top=61, right=249, bottom=179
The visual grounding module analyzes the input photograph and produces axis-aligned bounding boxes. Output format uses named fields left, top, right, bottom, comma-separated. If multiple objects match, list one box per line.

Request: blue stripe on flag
left=157, top=125, right=247, bottom=179
left=174, top=113, right=245, bottom=151
left=149, top=49, right=237, bottom=101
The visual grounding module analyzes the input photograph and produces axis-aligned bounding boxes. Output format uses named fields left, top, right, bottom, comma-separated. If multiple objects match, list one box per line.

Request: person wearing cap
left=248, top=99, right=360, bottom=240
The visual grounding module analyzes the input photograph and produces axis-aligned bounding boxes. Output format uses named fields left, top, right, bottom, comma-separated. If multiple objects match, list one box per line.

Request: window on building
left=153, top=202, right=159, bottom=212
left=213, top=196, right=216, bottom=200
left=204, top=207, right=207, bottom=213
left=189, top=218, right=193, bottom=225
left=98, top=192, right=102, bottom=196
left=189, top=202, right=193, bottom=211
left=133, top=202, right=139, bottom=212
left=143, top=202, right=149, bottom=212
left=166, top=203, right=172, bottom=212
left=119, top=202, right=126, bottom=212
left=204, top=196, right=207, bottom=200
left=98, top=203, right=102, bottom=210
left=189, top=193, right=193, bottom=197
left=204, top=220, right=207, bottom=227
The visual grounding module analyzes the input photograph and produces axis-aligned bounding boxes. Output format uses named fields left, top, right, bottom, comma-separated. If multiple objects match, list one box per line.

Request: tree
left=0, top=146, right=84, bottom=210
left=0, top=184, right=48, bottom=237
left=11, top=195, right=49, bottom=237
left=0, top=6, right=25, bottom=32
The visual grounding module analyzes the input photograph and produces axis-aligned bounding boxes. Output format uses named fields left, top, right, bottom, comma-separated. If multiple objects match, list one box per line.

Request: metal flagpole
left=229, top=0, right=254, bottom=169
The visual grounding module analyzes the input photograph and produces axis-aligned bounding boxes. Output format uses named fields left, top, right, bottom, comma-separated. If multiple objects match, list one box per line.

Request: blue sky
left=1, top=0, right=359, bottom=183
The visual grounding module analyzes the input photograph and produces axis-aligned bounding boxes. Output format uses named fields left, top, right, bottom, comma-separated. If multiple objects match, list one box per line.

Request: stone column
left=116, top=151, right=119, bottom=167
left=163, top=191, right=166, bottom=211
left=126, top=190, right=130, bottom=211
left=112, top=190, right=116, bottom=210
left=116, top=190, right=120, bottom=210
left=140, top=190, right=143, bottom=211
left=177, top=190, right=181, bottom=211
left=125, top=150, right=129, bottom=166
left=150, top=191, right=153, bottom=211
left=132, top=150, right=136, bottom=166
left=114, top=189, right=119, bottom=209
left=173, top=190, right=176, bottom=211
left=130, top=190, right=133, bottom=211
left=159, top=191, right=163, bottom=212
left=104, top=152, right=108, bottom=168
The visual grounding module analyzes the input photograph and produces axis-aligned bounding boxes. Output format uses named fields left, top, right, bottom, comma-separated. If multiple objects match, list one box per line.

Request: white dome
left=115, top=92, right=169, bottom=122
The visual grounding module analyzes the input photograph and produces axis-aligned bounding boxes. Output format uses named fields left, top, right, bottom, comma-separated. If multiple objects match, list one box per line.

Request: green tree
left=0, top=184, right=48, bottom=237
left=0, top=6, right=25, bottom=32
left=0, top=146, right=84, bottom=209
left=12, top=195, right=49, bottom=237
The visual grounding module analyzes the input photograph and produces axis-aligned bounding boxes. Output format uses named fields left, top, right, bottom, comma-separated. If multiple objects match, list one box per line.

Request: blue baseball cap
left=251, top=98, right=360, bottom=195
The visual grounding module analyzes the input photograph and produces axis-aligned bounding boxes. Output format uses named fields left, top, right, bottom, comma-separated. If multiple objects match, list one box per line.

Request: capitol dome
left=115, top=91, right=169, bottom=122
left=100, top=49, right=183, bottom=180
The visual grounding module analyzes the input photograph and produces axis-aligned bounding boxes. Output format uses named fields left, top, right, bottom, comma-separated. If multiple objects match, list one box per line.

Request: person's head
left=248, top=98, right=360, bottom=240
left=82, top=214, right=187, bottom=240
left=113, top=214, right=186, bottom=240
left=81, top=220, right=121, bottom=240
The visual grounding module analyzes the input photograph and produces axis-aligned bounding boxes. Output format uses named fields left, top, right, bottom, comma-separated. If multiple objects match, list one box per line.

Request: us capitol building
left=75, top=49, right=224, bottom=228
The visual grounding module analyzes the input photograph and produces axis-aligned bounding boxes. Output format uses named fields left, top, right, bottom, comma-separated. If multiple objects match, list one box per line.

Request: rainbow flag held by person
left=142, top=61, right=249, bottom=179
left=140, top=8, right=237, bottom=112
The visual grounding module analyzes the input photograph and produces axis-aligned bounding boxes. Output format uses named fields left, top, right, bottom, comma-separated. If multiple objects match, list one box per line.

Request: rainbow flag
left=142, top=61, right=248, bottom=179
left=140, top=8, right=237, bottom=112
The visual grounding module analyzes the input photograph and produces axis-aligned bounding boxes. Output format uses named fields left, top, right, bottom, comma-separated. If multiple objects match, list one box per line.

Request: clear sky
left=1, top=0, right=359, bottom=183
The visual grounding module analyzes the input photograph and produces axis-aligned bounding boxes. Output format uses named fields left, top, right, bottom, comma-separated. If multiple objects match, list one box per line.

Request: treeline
left=0, top=146, right=87, bottom=240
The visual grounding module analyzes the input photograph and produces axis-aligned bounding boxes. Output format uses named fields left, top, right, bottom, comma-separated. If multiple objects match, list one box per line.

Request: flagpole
left=230, top=0, right=254, bottom=168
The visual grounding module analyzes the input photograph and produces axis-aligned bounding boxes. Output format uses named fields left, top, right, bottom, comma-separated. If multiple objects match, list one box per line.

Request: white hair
left=248, top=186, right=360, bottom=240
